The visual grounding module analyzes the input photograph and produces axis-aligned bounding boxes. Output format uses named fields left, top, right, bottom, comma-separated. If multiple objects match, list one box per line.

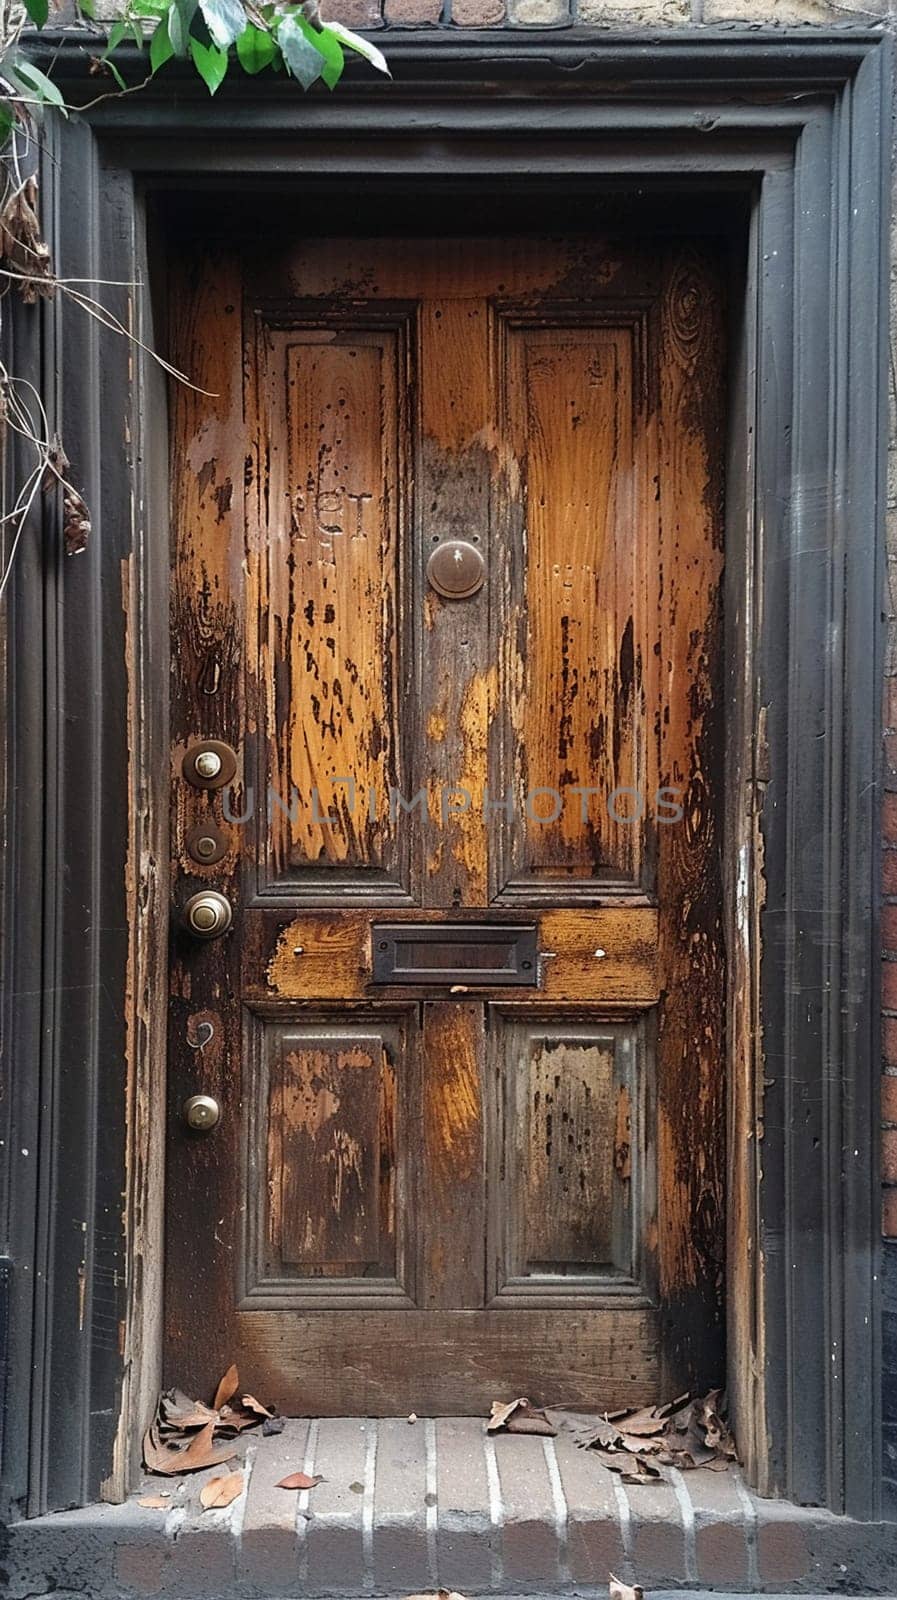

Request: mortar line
left=296, top=1417, right=319, bottom=1583
left=362, top=1420, right=378, bottom=1592
left=542, top=1435, right=570, bottom=1584
left=611, top=1471, right=634, bottom=1580
left=668, top=1465, right=698, bottom=1582
left=425, top=1417, right=439, bottom=1587
left=482, top=1431, right=504, bottom=1591
left=732, top=1465, right=760, bottom=1589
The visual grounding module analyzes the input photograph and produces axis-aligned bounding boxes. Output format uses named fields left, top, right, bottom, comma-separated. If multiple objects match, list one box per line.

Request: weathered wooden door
left=166, top=234, right=725, bottom=1414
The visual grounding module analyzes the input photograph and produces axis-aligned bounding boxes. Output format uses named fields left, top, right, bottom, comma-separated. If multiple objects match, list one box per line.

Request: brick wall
left=323, top=0, right=888, bottom=28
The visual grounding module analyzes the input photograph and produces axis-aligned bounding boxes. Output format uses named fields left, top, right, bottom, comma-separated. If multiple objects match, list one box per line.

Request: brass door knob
left=183, top=1094, right=221, bottom=1131
left=182, top=890, right=233, bottom=938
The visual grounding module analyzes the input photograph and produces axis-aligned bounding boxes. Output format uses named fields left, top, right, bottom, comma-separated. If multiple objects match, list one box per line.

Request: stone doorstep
left=4, top=1419, right=897, bottom=1600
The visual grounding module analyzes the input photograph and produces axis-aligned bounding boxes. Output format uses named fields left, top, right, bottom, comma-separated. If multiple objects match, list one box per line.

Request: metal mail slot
left=371, top=923, right=538, bottom=986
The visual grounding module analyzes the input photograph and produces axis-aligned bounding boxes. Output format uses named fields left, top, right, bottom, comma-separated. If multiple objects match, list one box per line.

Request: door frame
left=1, top=27, right=889, bottom=1522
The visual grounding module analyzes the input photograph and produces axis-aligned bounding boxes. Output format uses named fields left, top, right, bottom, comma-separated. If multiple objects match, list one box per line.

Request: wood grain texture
left=422, top=1002, right=485, bottom=1308
left=262, top=907, right=659, bottom=1004
left=654, top=248, right=727, bottom=1394
left=499, top=315, right=648, bottom=895
left=234, top=1307, right=659, bottom=1415
left=248, top=310, right=413, bottom=900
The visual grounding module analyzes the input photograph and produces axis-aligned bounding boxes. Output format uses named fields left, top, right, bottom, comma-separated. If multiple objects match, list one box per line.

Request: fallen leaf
left=137, top=1494, right=170, bottom=1508
left=487, top=1398, right=557, bottom=1437
left=276, top=1471, right=323, bottom=1490
left=487, top=1398, right=525, bottom=1432
left=241, top=1393, right=273, bottom=1419
left=143, top=1419, right=236, bottom=1477
left=159, top=1390, right=218, bottom=1431
left=213, top=1364, right=240, bottom=1412
left=200, top=1471, right=244, bottom=1510
left=262, top=1416, right=286, bottom=1437
left=609, top=1576, right=644, bottom=1600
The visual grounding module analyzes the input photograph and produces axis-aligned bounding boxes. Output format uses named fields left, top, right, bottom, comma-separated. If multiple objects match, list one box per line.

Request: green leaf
left=13, top=56, right=66, bottom=108
left=325, top=20, right=389, bottom=77
left=0, top=102, right=14, bottom=149
left=23, top=0, right=49, bottom=29
left=198, top=0, right=246, bottom=49
left=167, top=0, right=197, bottom=56
left=276, top=14, right=322, bottom=89
left=235, top=23, right=275, bottom=74
left=150, top=19, right=175, bottom=71
left=104, top=18, right=129, bottom=52
left=77, top=0, right=96, bottom=17
left=298, top=17, right=343, bottom=90
left=189, top=35, right=228, bottom=92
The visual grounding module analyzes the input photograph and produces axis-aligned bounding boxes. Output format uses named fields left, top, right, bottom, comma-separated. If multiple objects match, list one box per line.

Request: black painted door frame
left=0, top=28, right=889, bottom=1522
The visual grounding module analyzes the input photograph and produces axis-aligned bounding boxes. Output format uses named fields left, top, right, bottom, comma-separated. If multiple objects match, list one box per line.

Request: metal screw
left=195, top=835, right=218, bottom=859
left=293, top=946, right=304, bottom=956
left=195, top=750, right=222, bottom=780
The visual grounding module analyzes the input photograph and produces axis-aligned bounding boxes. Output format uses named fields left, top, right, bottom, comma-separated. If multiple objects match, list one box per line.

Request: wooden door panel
left=166, top=233, right=725, bottom=1412
left=248, top=306, right=415, bottom=902
left=259, top=908, right=660, bottom=1004
left=486, top=1012, right=648, bottom=1306
left=241, top=1010, right=418, bottom=1308
left=232, top=1307, right=659, bottom=1416
left=495, top=309, right=651, bottom=901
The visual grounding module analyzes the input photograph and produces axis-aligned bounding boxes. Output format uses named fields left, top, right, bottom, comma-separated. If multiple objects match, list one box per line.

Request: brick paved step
left=5, top=1419, right=897, bottom=1598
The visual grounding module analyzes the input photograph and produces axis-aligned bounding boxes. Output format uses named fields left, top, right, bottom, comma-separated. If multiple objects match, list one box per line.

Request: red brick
left=452, top=0, right=505, bottom=17
left=756, top=1518, right=809, bottom=1585
left=883, top=791, right=897, bottom=845
left=384, top=0, right=441, bottom=17
left=883, top=1186, right=897, bottom=1238
left=883, top=1075, right=897, bottom=1125
left=695, top=1521, right=750, bottom=1587
left=884, top=1015, right=897, bottom=1066
left=882, top=1128, right=897, bottom=1183
left=883, top=959, right=897, bottom=1012
left=883, top=903, right=897, bottom=952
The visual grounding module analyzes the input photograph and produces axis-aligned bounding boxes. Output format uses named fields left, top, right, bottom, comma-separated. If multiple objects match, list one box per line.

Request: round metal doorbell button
left=426, top=539, right=486, bottom=599
left=182, top=890, right=233, bottom=939
left=182, top=740, right=238, bottom=790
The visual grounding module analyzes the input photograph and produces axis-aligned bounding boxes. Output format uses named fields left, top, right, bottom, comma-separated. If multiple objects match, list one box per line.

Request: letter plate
left=372, top=923, right=538, bottom=986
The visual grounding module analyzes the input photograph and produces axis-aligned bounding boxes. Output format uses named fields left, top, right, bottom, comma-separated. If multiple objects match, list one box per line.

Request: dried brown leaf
left=609, top=1576, right=644, bottom=1600
left=240, top=1393, right=273, bottom=1419
left=159, top=1390, right=217, bottom=1431
left=213, top=1364, right=240, bottom=1412
left=487, top=1398, right=525, bottom=1433
left=143, top=1419, right=236, bottom=1477
left=612, top=1404, right=668, bottom=1436
left=575, top=1416, right=623, bottom=1450
left=137, top=1494, right=170, bottom=1509
left=276, top=1471, right=323, bottom=1490
left=200, top=1471, right=244, bottom=1510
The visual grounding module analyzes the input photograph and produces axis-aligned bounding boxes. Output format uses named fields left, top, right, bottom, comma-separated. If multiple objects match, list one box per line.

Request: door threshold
left=5, top=1418, right=897, bottom=1598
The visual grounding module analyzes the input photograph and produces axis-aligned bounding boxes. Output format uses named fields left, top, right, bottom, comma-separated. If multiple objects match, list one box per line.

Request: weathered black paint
left=0, top=28, right=889, bottom=1521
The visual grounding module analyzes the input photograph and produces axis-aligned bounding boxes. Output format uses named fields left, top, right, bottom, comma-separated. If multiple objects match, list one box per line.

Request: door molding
left=1, top=27, right=889, bottom=1520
